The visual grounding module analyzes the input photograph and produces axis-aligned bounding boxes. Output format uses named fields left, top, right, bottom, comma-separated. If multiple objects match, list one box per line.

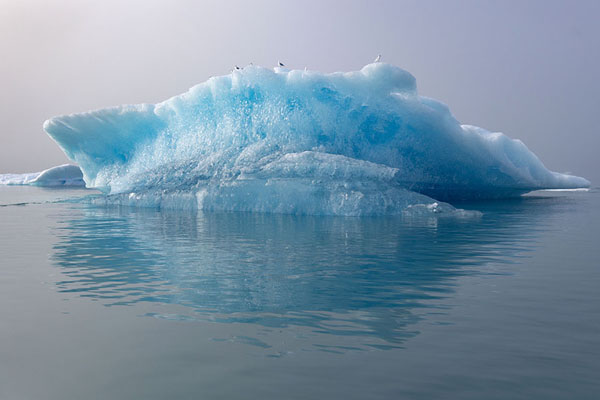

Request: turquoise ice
left=43, top=63, right=589, bottom=215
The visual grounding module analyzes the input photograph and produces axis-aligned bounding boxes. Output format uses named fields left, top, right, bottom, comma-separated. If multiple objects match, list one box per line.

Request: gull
left=374, top=54, right=382, bottom=63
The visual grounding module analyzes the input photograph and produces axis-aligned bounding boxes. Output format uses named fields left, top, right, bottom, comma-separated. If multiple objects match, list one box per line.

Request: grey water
left=0, top=186, right=599, bottom=399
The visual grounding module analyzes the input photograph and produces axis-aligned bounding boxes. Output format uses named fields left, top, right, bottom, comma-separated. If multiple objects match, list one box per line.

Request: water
left=1, top=186, right=599, bottom=399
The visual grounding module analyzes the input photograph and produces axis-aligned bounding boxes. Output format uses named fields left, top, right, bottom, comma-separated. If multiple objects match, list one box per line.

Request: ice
left=42, top=63, right=589, bottom=215
left=0, top=164, right=84, bottom=187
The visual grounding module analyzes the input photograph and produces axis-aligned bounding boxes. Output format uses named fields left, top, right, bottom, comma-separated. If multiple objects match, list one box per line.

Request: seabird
left=278, top=61, right=285, bottom=67
left=235, top=65, right=241, bottom=70
left=374, top=54, right=382, bottom=63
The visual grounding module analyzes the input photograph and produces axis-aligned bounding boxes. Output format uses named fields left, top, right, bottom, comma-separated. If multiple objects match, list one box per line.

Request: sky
left=0, top=0, right=598, bottom=183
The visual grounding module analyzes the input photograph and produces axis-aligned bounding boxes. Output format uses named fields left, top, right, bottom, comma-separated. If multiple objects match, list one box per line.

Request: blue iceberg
left=43, top=63, right=589, bottom=215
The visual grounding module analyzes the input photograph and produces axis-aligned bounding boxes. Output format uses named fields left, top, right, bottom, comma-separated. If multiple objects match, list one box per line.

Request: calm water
left=1, top=186, right=599, bottom=399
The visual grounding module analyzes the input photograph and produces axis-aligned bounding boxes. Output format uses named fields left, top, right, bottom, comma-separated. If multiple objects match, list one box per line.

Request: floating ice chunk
left=0, top=164, right=85, bottom=187
left=0, top=172, right=39, bottom=186
left=42, top=63, right=589, bottom=215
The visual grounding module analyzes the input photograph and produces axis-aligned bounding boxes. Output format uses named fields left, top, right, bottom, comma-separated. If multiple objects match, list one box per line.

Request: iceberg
left=42, top=63, right=589, bottom=215
left=0, top=164, right=85, bottom=187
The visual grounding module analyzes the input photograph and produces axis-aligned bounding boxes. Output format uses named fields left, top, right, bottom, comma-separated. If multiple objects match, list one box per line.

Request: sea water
left=0, top=186, right=598, bottom=399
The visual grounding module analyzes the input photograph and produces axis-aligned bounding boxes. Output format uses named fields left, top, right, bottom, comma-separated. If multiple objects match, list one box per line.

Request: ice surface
left=0, top=164, right=84, bottom=187
left=43, top=63, right=589, bottom=215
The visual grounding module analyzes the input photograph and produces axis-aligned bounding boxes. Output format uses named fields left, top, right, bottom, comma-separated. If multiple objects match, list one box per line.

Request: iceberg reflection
left=50, top=197, right=558, bottom=349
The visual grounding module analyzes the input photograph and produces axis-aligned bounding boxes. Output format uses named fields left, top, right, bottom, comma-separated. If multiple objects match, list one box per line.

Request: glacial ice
left=42, top=63, right=589, bottom=215
left=0, top=164, right=84, bottom=187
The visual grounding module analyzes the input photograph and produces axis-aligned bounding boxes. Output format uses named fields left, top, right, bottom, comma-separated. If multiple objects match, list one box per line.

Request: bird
left=234, top=65, right=241, bottom=70
left=374, top=54, right=382, bottom=63
left=278, top=61, right=285, bottom=67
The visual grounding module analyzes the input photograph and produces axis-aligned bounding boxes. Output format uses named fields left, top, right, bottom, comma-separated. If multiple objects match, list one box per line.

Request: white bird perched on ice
left=374, top=54, right=382, bottom=63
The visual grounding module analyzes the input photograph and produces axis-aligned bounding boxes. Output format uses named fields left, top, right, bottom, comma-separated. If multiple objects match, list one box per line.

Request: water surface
left=0, top=186, right=598, bottom=399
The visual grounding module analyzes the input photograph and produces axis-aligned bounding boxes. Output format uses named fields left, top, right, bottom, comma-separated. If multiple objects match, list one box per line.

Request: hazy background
left=1, top=0, right=598, bottom=183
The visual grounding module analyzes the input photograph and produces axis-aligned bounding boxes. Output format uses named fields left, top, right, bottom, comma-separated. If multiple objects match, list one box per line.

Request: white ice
left=0, top=164, right=84, bottom=187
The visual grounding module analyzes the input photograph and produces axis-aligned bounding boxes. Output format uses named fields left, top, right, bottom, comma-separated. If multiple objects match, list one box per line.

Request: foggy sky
left=1, top=0, right=598, bottom=183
